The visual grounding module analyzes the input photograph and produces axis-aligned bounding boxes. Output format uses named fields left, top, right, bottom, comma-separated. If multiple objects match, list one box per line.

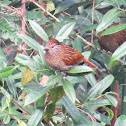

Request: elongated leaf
left=25, top=86, right=52, bottom=106
left=8, top=72, right=22, bottom=81
left=54, top=0, right=75, bottom=14
left=87, top=75, right=114, bottom=100
left=105, top=94, right=117, bottom=107
left=6, top=79, right=17, bottom=98
left=28, top=109, right=43, bottom=126
left=46, top=1, right=55, bottom=12
left=0, top=47, right=7, bottom=69
left=115, top=115, right=126, bottom=126
left=43, top=103, right=55, bottom=122
left=0, top=66, right=16, bottom=78
left=119, top=0, right=126, bottom=6
left=80, top=24, right=98, bottom=33
left=46, top=74, right=62, bottom=86
left=101, top=24, right=126, bottom=36
left=104, top=107, right=114, bottom=120
left=94, top=111, right=110, bottom=124
left=61, top=96, right=91, bottom=125
left=82, top=51, right=91, bottom=59
left=15, top=53, right=31, bottom=65
left=108, top=42, right=126, bottom=68
left=67, top=65, right=93, bottom=74
left=38, top=45, right=47, bottom=66
left=6, top=120, right=17, bottom=126
left=17, top=120, right=27, bottom=126
left=29, top=20, right=49, bottom=42
left=50, top=86, right=65, bottom=103
left=21, top=68, right=34, bottom=86
left=3, top=115, right=10, bottom=124
left=56, top=22, right=76, bottom=42
left=1, top=87, right=11, bottom=102
left=2, top=96, right=8, bottom=111
left=73, top=38, right=82, bottom=53
left=96, top=9, right=120, bottom=34
left=18, top=34, right=40, bottom=51
left=62, top=79, right=76, bottom=103
left=85, top=73, right=97, bottom=86
left=85, top=99, right=112, bottom=107
left=66, top=75, right=84, bottom=83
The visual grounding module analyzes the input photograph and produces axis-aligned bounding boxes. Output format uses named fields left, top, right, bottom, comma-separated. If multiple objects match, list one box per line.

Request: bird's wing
left=56, top=44, right=84, bottom=65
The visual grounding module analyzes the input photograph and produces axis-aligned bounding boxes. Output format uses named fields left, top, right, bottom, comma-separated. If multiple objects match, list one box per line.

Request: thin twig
left=78, top=108, right=96, bottom=121
left=29, top=0, right=60, bottom=22
left=12, top=98, right=31, bottom=115
left=0, top=3, right=14, bottom=11
left=91, top=0, right=95, bottom=43
left=21, top=0, right=27, bottom=54
left=76, top=34, right=95, bottom=48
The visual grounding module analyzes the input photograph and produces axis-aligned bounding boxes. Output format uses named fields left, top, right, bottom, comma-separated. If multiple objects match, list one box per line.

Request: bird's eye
left=51, top=44, right=56, bottom=48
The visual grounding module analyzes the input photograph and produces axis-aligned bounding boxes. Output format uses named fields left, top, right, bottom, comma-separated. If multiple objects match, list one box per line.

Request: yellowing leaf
left=21, top=68, right=34, bottom=86
left=47, top=1, right=55, bottom=12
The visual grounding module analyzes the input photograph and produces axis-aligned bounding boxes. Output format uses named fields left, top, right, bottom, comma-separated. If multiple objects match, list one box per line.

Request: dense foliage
left=0, top=0, right=126, bottom=125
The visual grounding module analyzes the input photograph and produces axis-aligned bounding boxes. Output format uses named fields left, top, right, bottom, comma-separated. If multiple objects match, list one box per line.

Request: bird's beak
left=43, top=47, right=49, bottom=52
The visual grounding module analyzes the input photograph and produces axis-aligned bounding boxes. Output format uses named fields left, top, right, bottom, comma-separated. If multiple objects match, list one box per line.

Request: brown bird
left=44, top=39, right=100, bottom=73
left=98, top=24, right=126, bottom=52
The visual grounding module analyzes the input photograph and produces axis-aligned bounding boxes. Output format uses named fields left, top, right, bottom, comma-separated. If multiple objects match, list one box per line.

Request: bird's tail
left=83, top=58, right=101, bottom=73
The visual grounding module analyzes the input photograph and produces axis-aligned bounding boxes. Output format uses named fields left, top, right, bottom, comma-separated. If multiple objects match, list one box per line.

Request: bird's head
left=44, top=39, right=60, bottom=52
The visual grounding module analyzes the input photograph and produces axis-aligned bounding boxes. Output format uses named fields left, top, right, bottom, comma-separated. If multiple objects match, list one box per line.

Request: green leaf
left=6, top=120, right=17, bottom=126
left=108, top=42, right=126, bottom=68
left=80, top=24, right=98, bottom=33
left=29, top=20, right=49, bottom=42
left=94, top=111, right=110, bottom=124
left=28, top=109, right=43, bottom=126
left=124, top=96, right=126, bottom=102
left=61, top=96, right=92, bottom=125
left=18, top=34, right=41, bottom=51
left=7, top=72, right=22, bottom=81
left=119, top=0, right=126, bottom=6
left=46, top=74, right=62, bottom=86
left=0, top=66, right=16, bottom=78
left=2, top=96, right=8, bottom=111
left=115, top=115, right=126, bottom=126
left=0, top=20, right=17, bottom=42
left=66, top=75, right=84, bottom=83
left=82, top=51, right=91, bottom=59
left=96, top=9, right=120, bottom=34
left=50, top=86, right=65, bottom=103
left=62, top=79, right=76, bottom=103
left=15, top=53, right=31, bottom=65
left=17, top=119, right=27, bottom=126
left=36, top=95, right=46, bottom=109
left=85, top=99, right=112, bottom=107
left=54, top=0, right=75, bottom=14
left=101, top=24, right=126, bottom=36
left=85, top=73, right=97, bottom=86
left=87, top=75, right=114, bottom=100
left=56, top=22, right=76, bottom=42
left=73, top=38, right=82, bottom=53
left=0, top=47, right=7, bottom=69
left=6, top=79, right=17, bottom=98
left=46, top=1, right=55, bottom=12
left=105, top=94, right=117, bottom=107
left=38, top=45, right=47, bottom=66
left=25, top=86, right=52, bottom=106
left=3, top=115, right=10, bottom=124
left=104, top=107, right=114, bottom=120
left=67, top=65, right=93, bottom=74
left=43, top=103, right=55, bottom=122
left=1, top=87, right=11, bottom=103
